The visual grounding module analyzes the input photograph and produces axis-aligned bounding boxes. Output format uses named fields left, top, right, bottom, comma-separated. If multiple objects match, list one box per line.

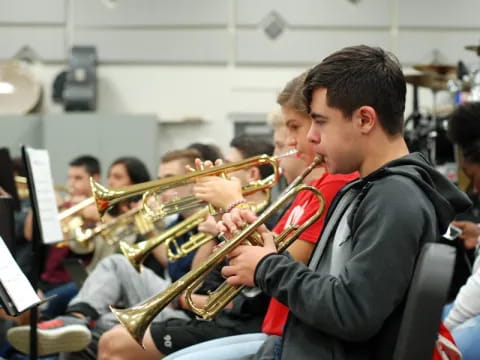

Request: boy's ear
left=356, top=106, right=376, bottom=134
left=249, top=166, right=261, bottom=181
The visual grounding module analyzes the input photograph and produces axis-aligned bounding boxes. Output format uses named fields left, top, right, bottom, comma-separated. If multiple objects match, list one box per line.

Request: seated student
left=86, top=156, right=153, bottom=271
left=154, top=72, right=358, bottom=360
left=447, top=102, right=480, bottom=250
left=193, top=134, right=275, bottom=225
left=97, top=73, right=357, bottom=359
left=215, top=45, right=471, bottom=360
left=24, top=155, right=102, bottom=319
left=39, top=156, right=154, bottom=320
left=6, top=150, right=208, bottom=358
left=267, top=109, right=306, bottom=190
left=187, top=142, right=223, bottom=164
left=96, top=135, right=278, bottom=359
left=442, top=102, right=480, bottom=360
left=177, top=46, right=468, bottom=359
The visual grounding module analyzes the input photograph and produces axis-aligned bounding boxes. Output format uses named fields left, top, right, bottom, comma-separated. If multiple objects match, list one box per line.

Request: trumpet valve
left=248, top=231, right=264, bottom=246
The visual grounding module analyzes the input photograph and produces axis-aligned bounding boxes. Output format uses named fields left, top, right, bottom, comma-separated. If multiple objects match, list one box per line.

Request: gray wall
left=0, top=114, right=158, bottom=185
left=1, top=0, right=480, bottom=66
left=0, top=115, right=42, bottom=157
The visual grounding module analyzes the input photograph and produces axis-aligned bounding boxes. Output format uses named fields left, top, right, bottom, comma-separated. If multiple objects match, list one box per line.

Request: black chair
left=393, top=243, right=456, bottom=360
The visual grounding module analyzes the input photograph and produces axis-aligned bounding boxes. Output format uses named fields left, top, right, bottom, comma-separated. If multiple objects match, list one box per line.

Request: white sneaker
left=7, top=316, right=92, bottom=355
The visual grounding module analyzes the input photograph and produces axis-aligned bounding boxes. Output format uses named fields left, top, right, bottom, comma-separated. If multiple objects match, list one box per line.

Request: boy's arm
left=254, top=180, right=429, bottom=341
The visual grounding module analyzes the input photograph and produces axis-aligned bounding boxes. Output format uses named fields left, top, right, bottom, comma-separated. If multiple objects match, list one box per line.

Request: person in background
left=26, top=155, right=101, bottom=319
left=442, top=101, right=480, bottom=360
left=156, top=71, right=358, bottom=360
left=7, top=150, right=210, bottom=358
left=96, top=136, right=278, bottom=359
left=217, top=45, right=470, bottom=360
left=187, top=143, right=223, bottom=164
left=447, top=102, right=480, bottom=250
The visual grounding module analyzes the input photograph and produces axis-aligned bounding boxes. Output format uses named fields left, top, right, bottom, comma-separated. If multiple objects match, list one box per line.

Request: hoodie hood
left=365, top=152, right=471, bottom=233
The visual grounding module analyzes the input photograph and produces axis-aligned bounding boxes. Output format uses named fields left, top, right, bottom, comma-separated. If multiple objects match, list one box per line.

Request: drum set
left=403, top=44, right=480, bottom=181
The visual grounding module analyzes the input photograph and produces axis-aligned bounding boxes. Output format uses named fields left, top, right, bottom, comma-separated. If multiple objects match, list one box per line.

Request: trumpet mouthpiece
left=275, top=149, right=297, bottom=159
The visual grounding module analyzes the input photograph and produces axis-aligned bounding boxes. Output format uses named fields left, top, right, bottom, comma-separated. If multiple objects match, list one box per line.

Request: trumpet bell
left=110, top=262, right=190, bottom=346
left=90, top=178, right=116, bottom=217
left=109, top=306, right=150, bottom=348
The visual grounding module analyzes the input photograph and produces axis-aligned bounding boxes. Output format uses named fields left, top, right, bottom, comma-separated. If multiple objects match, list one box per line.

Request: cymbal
left=0, top=60, right=41, bottom=115
left=465, top=45, right=480, bottom=55
left=413, top=64, right=456, bottom=76
left=404, top=74, right=447, bottom=90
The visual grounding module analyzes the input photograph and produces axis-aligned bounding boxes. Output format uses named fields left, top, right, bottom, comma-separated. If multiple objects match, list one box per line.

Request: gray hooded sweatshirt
left=254, top=153, right=472, bottom=360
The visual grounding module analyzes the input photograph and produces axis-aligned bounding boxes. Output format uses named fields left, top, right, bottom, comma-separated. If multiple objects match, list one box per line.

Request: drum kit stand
left=404, top=44, right=480, bottom=182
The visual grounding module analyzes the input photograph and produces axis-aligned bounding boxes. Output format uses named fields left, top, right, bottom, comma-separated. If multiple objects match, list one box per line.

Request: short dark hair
left=161, top=149, right=202, bottom=169
left=448, top=102, right=480, bottom=149
left=110, top=157, right=151, bottom=184
left=187, top=143, right=223, bottom=163
left=230, top=135, right=274, bottom=179
left=303, top=45, right=406, bottom=136
left=69, top=155, right=100, bottom=176
left=462, top=141, right=480, bottom=163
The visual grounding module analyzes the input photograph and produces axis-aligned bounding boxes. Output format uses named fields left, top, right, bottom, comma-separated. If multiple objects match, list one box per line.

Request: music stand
left=22, top=145, right=63, bottom=360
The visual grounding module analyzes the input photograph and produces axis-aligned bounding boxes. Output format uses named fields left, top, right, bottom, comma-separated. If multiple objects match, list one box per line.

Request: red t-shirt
left=261, top=171, right=358, bottom=336
left=41, top=246, right=72, bottom=284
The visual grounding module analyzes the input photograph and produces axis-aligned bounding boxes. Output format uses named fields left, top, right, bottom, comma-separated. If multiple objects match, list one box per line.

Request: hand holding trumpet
left=217, top=208, right=277, bottom=287
left=189, top=158, right=245, bottom=211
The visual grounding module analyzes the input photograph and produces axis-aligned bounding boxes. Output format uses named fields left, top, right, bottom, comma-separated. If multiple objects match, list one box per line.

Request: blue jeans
left=451, top=315, right=480, bottom=360
left=42, top=282, right=78, bottom=318
left=163, top=333, right=268, bottom=360
left=443, top=303, right=480, bottom=360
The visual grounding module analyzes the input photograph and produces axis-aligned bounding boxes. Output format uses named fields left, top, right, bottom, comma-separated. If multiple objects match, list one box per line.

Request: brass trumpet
left=121, top=189, right=272, bottom=271
left=120, top=207, right=210, bottom=272
left=58, top=197, right=95, bottom=221
left=15, top=176, right=70, bottom=200
left=91, top=151, right=296, bottom=218
left=58, top=198, right=99, bottom=251
left=72, top=206, right=157, bottom=251
left=142, top=172, right=276, bottom=221
left=166, top=193, right=270, bottom=262
left=15, top=175, right=94, bottom=222
left=110, top=157, right=325, bottom=346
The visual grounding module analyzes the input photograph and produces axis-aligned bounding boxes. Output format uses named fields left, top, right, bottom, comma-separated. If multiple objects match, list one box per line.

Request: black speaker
left=63, top=46, right=97, bottom=111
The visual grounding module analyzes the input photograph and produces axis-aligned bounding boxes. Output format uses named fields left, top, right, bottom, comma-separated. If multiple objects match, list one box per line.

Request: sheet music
left=26, top=148, right=63, bottom=244
left=0, top=236, right=41, bottom=313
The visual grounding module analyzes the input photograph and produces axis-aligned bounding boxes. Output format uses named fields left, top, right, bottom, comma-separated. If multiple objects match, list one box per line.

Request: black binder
left=0, top=148, right=20, bottom=211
